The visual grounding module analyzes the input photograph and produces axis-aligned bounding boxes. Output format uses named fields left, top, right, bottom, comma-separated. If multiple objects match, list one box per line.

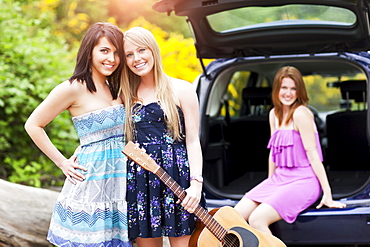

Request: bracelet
left=190, top=175, right=203, bottom=183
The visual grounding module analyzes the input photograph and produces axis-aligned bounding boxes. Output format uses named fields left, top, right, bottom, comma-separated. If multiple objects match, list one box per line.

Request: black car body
left=154, top=0, right=370, bottom=245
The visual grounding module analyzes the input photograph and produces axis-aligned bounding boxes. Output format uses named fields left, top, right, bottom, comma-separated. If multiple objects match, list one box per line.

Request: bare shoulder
left=56, top=79, right=84, bottom=93
left=269, top=108, right=275, bottom=116
left=47, top=79, right=85, bottom=106
left=171, top=78, right=196, bottom=100
left=293, top=105, right=313, bottom=122
left=170, top=78, right=198, bottom=109
left=269, top=108, right=275, bottom=120
left=171, top=78, right=194, bottom=92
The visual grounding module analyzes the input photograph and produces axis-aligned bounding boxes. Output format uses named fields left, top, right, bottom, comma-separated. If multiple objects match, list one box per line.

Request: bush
left=0, top=0, right=79, bottom=187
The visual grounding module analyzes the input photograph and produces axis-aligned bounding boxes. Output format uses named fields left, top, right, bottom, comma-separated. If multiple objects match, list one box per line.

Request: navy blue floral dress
left=127, top=102, right=200, bottom=240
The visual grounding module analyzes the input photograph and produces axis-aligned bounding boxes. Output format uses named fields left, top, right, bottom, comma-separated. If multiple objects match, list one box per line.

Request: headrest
left=340, top=80, right=367, bottom=102
left=242, top=87, right=272, bottom=106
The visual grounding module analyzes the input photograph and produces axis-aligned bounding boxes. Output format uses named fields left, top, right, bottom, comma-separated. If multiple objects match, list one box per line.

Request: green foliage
left=0, top=0, right=79, bottom=187
left=0, top=0, right=202, bottom=188
left=6, top=157, right=42, bottom=187
left=53, top=0, right=110, bottom=44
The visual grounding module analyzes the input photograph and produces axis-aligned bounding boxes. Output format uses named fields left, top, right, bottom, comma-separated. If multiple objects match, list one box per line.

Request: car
left=153, top=0, right=370, bottom=246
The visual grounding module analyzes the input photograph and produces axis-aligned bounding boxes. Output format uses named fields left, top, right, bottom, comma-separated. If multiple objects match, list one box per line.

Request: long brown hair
left=121, top=27, right=181, bottom=142
left=271, top=66, right=309, bottom=126
left=69, top=22, right=124, bottom=99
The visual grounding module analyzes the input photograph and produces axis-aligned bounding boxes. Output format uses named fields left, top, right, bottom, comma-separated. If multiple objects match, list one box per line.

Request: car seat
left=325, top=80, right=369, bottom=171
left=225, top=87, right=272, bottom=182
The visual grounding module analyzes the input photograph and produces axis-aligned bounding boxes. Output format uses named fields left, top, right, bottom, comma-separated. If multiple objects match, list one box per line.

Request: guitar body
left=122, top=142, right=286, bottom=247
left=189, top=206, right=286, bottom=247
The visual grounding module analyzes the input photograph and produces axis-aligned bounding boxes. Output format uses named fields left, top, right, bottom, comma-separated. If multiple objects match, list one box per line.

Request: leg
left=248, top=203, right=282, bottom=234
left=168, top=235, right=190, bottom=247
left=135, top=237, right=163, bottom=247
left=234, top=197, right=260, bottom=221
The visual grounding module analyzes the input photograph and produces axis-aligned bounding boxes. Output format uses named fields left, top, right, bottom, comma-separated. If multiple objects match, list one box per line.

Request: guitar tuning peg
left=133, top=143, right=140, bottom=150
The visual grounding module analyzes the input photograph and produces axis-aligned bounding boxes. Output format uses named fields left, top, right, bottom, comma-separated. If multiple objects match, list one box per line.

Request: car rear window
left=220, top=68, right=366, bottom=118
left=207, top=4, right=357, bottom=33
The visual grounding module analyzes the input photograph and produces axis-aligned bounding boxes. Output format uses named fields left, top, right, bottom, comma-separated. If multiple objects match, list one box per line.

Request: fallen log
left=0, top=179, right=59, bottom=247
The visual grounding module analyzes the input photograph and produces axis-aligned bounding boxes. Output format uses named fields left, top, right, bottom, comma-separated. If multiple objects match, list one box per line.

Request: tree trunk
left=0, top=179, right=59, bottom=247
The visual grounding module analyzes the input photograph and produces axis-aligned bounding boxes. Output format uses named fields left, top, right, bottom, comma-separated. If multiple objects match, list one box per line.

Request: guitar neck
left=123, top=142, right=286, bottom=247
left=154, top=167, right=227, bottom=241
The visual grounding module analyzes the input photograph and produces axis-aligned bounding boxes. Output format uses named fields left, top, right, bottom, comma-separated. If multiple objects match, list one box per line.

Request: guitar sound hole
left=223, top=233, right=240, bottom=247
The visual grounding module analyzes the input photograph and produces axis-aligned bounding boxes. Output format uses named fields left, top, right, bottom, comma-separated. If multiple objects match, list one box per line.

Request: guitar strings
left=125, top=144, right=239, bottom=246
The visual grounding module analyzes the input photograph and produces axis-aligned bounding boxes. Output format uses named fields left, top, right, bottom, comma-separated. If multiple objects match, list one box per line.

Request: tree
left=0, top=179, right=59, bottom=246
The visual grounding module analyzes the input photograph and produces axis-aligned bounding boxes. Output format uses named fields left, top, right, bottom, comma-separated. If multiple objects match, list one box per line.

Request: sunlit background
left=0, top=0, right=210, bottom=188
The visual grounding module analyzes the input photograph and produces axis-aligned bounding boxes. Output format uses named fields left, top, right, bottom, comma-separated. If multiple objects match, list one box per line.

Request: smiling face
left=91, top=37, right=120, bottom=81
left=124, top=40, right=154, bottom=78
left=279, top=77, right=298, bottom=107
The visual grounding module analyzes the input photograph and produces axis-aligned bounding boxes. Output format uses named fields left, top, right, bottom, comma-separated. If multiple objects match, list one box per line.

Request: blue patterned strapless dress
left=47, top=104, right=131, bottom=247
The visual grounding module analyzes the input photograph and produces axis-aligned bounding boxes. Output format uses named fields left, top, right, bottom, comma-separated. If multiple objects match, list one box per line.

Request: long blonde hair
left=271, top=66, right=309, bottom=126
left=121, top=27, right=182, bottom=142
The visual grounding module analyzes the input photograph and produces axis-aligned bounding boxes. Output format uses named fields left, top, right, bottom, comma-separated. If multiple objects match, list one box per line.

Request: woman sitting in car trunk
left=234, top=66, right=346, bottom=234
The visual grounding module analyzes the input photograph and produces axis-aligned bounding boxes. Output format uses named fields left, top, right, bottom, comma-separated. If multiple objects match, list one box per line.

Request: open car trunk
left=152, top=0, right=370, bottom=244
left=152, top=0, right=370, bottom=202
left=200, top=53, right=370, bottom=201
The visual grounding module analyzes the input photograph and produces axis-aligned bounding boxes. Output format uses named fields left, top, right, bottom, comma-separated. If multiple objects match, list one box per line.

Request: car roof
left=153, top=0, right=370, bottom=59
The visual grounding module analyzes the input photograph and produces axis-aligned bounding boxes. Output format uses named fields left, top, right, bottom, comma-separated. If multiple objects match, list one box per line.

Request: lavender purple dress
left=243, top=128, right=323, bottom=223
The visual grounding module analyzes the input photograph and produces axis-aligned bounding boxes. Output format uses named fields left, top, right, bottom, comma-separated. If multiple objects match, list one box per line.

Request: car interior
left=202, top=55, right=370, bottom=200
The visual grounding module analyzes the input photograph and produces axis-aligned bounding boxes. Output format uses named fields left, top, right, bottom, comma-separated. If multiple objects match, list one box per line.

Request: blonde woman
left=121, top=27, right=204, bottom=247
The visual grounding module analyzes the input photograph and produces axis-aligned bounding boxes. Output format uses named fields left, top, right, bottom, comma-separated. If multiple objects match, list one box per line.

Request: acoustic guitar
left=122, top=141, right=286, bottom=247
